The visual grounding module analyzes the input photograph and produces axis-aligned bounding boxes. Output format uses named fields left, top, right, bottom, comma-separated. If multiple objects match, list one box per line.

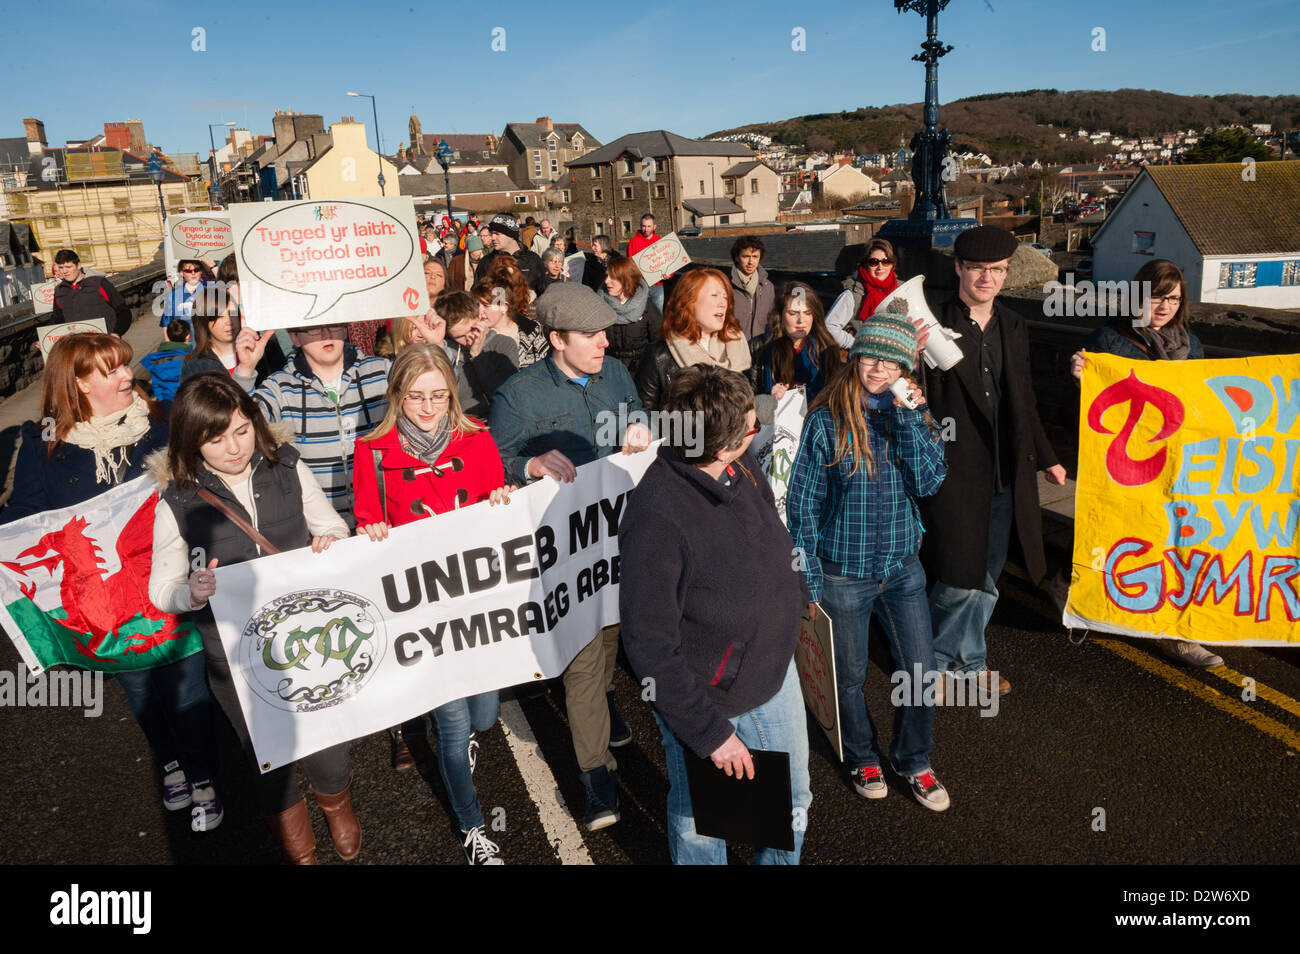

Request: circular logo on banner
left=240, top=589, right=386, bottom=712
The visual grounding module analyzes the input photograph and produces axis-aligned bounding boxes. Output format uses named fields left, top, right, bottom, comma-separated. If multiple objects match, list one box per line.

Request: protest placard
left=1064, top=353, right=1300, bottom=646
left=207, top=446, right=657, bottom=771
left=631, top=232, right=690, bottom=286
left=165, top=212, right=233, bottom=281
left=36, top=319, right=107, bottom=362
left=229, top=196, right=428, bottom=331
left=753, top=388, right=808, bottom=526
left=795, top=609, right=842, bottom=760
left=31, top=280, right=59, bottom=315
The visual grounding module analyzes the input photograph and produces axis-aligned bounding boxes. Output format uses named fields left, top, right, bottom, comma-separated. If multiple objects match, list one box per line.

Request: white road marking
left=498, top=698, right=593, bottom=865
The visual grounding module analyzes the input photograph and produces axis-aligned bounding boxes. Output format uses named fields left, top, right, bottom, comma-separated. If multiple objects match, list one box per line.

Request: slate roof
left=0, top=137, right=30, bottom=171
left=420, top=133, right=498, bottom=154
left=22, top=148, right=189, bottom=189
left=682, top=197, right=745, bottom=216
left=568, top=131, right=753, bottom=167
left=1144, top=162, right=1300, bottom=255
left=504, top=122, right=597, bottom=151
left=398, top=170, right=532, bottom=196
left=721, top=160, right=762, bottom=177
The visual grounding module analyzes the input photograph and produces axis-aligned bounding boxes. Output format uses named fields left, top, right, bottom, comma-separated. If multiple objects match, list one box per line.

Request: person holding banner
left=1067, top=259, right=1219, bottom=670
left=787, top=316, right=952, bottom=811
left=148, top=373, right=357, bottom=865
left=750, top=281, right=843, bottom=403
left=621, top=364, right=811, bottom=863
left=636, top=268, right=751, bottom=412
left=489, top=283, right=652, bottom=830
left=352, top=344, right=513, bottom=864
left=160, top=260, right=214, bottom=329
left=4, top=333, right=224, bottom=831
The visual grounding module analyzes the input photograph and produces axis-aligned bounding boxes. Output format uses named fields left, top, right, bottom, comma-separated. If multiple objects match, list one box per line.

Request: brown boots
left=267, top=799, right=317, bottom=865
left=265, top=781, right=362, bottom=864
left=312, top=779, right=362, bottom=861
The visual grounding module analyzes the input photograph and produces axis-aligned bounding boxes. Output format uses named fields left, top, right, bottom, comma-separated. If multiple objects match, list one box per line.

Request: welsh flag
left=0, top=476, right=203, bottom=673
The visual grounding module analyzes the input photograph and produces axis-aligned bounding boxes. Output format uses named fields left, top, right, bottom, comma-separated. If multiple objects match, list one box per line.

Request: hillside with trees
left=709, top=90, right=1300, bottom=163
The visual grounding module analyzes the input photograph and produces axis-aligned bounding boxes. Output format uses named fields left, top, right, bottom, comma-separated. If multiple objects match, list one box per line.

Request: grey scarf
left=1134, top=321, right=1191, bottom=361
left=396, top=414, right=453, bottom=470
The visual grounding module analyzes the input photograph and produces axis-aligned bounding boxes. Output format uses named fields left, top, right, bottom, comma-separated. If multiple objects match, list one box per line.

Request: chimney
left=23, top=118, right=47, bottom=154
left=538, top=117, right=553, bottom=132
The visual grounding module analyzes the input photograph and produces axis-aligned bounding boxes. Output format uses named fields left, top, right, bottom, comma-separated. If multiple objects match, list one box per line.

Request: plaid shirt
left=787, top=402, right=947, bottom=604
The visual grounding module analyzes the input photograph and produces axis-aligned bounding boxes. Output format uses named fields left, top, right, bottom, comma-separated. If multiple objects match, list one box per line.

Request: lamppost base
left=875, top=215, right=977, bottom=250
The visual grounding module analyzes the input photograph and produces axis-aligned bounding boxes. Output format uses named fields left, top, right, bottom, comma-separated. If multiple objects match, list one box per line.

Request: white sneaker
left=162, top=768, right=192, bottom=811
left=1160, top=638, right=1224, bottom=669
left=461, top=826, right=504, bottom=865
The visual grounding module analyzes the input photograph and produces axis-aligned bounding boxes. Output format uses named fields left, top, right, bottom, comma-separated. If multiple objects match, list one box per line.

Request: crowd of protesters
left=3, top=214, right=1232, bottom=865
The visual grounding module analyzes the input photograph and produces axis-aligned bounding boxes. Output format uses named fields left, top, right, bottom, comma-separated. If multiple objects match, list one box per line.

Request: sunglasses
left=867, top=258, right=891, bottom=267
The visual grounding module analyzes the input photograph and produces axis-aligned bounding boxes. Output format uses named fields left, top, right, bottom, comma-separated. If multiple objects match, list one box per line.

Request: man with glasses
left=914, top=226, right=1066, bottom=697
left=50, top=248, right=133, bottom=335
left=239, top=321, right=391, bottom=526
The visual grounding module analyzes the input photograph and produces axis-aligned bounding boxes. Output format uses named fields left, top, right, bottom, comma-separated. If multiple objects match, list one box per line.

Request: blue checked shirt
left=786, top=400, right=948, bottom=604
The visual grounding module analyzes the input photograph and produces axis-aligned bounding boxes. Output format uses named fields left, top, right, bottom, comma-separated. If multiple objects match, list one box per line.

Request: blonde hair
left=364, top=344, right=483, bottom=440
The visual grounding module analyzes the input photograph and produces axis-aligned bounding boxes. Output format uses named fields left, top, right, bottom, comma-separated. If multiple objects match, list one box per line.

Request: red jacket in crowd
left=352, top=424, right=504, bottom=527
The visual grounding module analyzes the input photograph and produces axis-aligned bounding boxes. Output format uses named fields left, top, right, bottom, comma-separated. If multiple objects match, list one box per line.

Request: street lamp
left=708, top=161, right=718, bottom=236
left=147, top=154, right=166, bottom=236
left=436, top=140, right=454, bottom=227
left=346, top=91, right=385, bottom=195
left=207, top=121, right=235, bottom=208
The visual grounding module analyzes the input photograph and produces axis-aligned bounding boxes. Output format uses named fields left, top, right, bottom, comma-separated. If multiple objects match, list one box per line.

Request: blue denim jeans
left=654, top=659, right=811, bottom=865
left=114, top=650, right=217, bottom=785
left=931, top=485, right=1014, bottom=675
left=647, top=282, right=665, bottom=316
left=432, top=690, right=500, bottom=831
left=819, top=556, right=936, bottom=775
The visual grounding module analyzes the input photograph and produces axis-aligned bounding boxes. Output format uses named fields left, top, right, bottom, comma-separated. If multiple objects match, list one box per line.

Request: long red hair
left=660, top=268, right=742, bottom=344
left=41, top=333, right=158, bottom=452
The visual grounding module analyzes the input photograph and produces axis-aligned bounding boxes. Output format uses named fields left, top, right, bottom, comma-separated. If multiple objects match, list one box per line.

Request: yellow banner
left=1064, top=352, right=1300, bottom=646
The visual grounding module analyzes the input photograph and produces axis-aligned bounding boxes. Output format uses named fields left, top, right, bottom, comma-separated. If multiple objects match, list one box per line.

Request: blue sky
left=2, top=0, right=1298, bottom=157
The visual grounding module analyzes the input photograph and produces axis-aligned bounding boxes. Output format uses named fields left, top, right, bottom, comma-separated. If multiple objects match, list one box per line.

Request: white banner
left=208, top=447, right=657, bottom=772
left=630, top=232, right=690, bottom=286
left=230, top=196, right=429, bottom=331
left=753, top=388, right=808, bottom=526
left=165, top=212, right=233, bottom=282
left=36, top=319, right=107, bottom=362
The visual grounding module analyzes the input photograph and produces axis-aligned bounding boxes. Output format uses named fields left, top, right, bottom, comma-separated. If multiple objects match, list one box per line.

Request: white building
left=1090, top=162, right=1300, bottom=309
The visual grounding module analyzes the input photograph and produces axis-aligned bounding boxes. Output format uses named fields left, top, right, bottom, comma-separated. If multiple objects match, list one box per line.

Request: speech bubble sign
left=31, top=280, right=59, bottom=315
left=631, top=232, right=690, bottom=286
left=166, top=212, right=233, bottom=281
left=231, top=197, right=428, bottom=330
left=37, top=319, right=108, bottom=362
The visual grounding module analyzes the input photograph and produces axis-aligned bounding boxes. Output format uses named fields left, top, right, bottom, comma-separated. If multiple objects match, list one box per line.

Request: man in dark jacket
left=488, top=283, right=651, bottom=831
left=915, top=226, right=1066, bottom=696
left=620, top=365, right=810, bottom=864
left=474, top=213, right=546, bottom=295
left=729, top=235, right=776, bottom=339
left=51, top=249, right=133, bottom=335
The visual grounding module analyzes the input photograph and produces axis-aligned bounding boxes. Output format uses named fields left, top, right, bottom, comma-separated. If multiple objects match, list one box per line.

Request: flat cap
left=953, top=225, right=1020, bottom=263
left=535, top=282, right=618, bottom=333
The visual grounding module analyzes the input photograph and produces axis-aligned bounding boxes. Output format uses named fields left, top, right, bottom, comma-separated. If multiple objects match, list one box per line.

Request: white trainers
left=1160, top=638, right=1224, bottom=669
left=162, top=768, right=192, bottom=811
left=461, top=826, right=504, bottom=865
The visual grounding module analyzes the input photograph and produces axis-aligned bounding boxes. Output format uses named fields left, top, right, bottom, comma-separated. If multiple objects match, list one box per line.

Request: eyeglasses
left=859, top=357, right=901, bottom=371
left=962, top=264, right=1008, bottom=277
left=181, top=267, right=202, bottom=274
left=404, top=391, right=451, bottom=407
left=866, top=258, right=892, bottom=267
left=294, top=325, right=345, bottom=340
left=743, top=423, right=762, bottom=438
left=1150, top=295, right=1182, bottom=306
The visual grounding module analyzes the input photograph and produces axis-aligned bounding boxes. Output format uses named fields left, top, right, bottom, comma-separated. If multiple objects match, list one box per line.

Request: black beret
left=953, top=225, right=1020, bottom=263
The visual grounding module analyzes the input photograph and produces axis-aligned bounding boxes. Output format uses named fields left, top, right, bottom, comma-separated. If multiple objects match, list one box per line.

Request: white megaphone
left=871, top=275, right=964, bottom=372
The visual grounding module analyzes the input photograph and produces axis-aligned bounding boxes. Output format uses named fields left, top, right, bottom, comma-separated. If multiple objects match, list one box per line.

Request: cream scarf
left=64, top=393, right=152, bottom=484
left=665, top=333, right=752, bottom=373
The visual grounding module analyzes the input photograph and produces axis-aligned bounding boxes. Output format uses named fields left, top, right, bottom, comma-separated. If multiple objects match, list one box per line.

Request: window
left=116, top=212, right=132, bottom=224
left=1218, top=262, right=1257, bottom=288
left=750, top=178, right=759, bottom=194
left=533, top=150, right=541, bottom=160
left=699, top=180, right=705, bottom=195
left=590, top=166, right=600, bottom=179
left=724, top=179, right=734, bottom=195
left=561, top=190, right=571, bottom=203
left=548, top=139, right=557, bottom=152
left=1132, top=231, right=1155, bottom=255
left=550, top=158, right=558, bottom=174
left=513, top=195, right=529, bottom=205
left=656, top=159, right=666, bottom=174
left=622, top=186, right=633, bottom=200
left=1283, top=261, right=1300, bottom=286
left=623, top=159, right=636, bottom=176
left=41, top=202, right=58, bottom=215
left=654, top=184, right=666, bottom=199
left=593, top=188, right=603, bottom=201
left=534, top=163, right=542, bottom=177
left=719, top=215, right=730, bottom=225
left=113, top=197, right=130, bottom=210
left=621, top=220, right=632, bottom=236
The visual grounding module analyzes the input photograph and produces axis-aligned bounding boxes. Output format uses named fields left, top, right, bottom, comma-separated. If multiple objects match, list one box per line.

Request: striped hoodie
left=250, top=345, right=390, bottom=520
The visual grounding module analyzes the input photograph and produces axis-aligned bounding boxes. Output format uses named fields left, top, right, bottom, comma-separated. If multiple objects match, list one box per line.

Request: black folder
left=683, top=748, right=794, bottom=852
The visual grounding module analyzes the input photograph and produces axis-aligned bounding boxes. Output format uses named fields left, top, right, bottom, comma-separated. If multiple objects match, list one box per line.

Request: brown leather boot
left=266, top=798, right=317, bottom=865
left=313, top=780, right=361, bottom=861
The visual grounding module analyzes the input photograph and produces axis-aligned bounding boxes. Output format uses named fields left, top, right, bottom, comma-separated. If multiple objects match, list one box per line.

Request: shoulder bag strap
left=1112, top=323, right=1153, bottom=358
left=372, top=447, right=388, bottom=525
left=196, top=487, right=282, bottom=555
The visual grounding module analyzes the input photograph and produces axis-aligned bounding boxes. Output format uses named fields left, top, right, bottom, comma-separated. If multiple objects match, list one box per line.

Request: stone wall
left=0, top=262, right=165, bottom=402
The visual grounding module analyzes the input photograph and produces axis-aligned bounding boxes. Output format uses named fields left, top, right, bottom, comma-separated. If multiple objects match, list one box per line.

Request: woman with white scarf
left=635, top=268, right=752, bottom=411
left=1, top=333, right=224, bottom=832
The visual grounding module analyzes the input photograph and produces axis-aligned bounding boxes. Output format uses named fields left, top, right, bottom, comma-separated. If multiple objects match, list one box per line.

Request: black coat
left=580, top=252, right=608, bottom=293
left=52, top=274, right=133, bottom=335
left=634, top=339, right=678, bottom=411
left=915, top=295, right=1060, bottom=589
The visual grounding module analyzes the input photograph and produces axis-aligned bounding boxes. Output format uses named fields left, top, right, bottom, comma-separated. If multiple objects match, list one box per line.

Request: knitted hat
left=488, top=213, right=520, bottom=242
left=850, top=312, right=918, bottom=374
left=465, top=234, right=485, bottom=252
left=953, top=225, right=1019, bottom=263
left=535, top=282, right=617, bottom=333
